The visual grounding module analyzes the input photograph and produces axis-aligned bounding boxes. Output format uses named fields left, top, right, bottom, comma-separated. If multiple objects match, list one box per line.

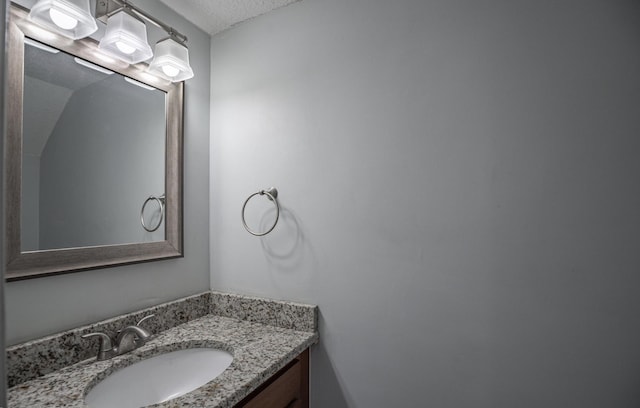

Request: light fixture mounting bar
left=95, top=0, right=188, bottom=43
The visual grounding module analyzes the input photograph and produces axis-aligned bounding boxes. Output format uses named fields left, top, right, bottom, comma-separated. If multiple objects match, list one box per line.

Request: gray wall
left=5, top=0, right=211, bottom=345
left=39, top=74, right=165, bottom=249
left=210, top=1, right=640, bottom=407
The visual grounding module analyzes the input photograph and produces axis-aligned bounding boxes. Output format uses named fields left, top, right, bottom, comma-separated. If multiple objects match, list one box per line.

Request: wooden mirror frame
left=5, top=4, right=183, bottom=281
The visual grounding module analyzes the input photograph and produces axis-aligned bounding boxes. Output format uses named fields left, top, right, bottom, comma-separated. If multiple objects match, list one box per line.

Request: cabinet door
left=243, top=360, right=301, bottom=408
left=237, top=349, right=309, bottom=408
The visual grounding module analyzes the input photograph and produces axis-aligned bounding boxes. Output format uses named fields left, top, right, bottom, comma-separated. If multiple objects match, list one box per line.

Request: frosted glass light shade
left=28, top=0, right=97, bottom=39
left=99, top=11, right=153, bottom=64
left=148, top=38, right=194, bottom=82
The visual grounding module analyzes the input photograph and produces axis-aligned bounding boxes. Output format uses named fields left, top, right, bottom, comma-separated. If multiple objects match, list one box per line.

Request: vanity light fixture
left=99, top=8, right=153, bottom=64
left=147, top=37, right=194, bottom=82
left=28, top=0, right=98, bottom=39
left=96, top=0, right=194, bottom=80
left=27, top=0, right=195, bottom=81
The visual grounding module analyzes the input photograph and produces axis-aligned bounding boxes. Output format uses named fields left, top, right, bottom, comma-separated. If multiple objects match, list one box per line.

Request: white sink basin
left=85, top=348, right=233, bottom=408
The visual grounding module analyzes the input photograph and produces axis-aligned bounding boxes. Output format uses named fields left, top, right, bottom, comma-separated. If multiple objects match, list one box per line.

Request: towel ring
left=242, top=187, right=280, bottom=236
left=141, top=194, right=165, bottom=232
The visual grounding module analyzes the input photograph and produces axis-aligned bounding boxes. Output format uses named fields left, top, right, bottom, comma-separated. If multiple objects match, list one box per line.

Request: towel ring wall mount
left=242, top=187, right=280, bottom=236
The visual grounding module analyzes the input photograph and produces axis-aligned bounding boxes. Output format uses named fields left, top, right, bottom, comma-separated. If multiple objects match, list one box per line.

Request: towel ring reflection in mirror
left=141, top=194, right=165, bottom=232
left=241, top=187, right=280, bottom=236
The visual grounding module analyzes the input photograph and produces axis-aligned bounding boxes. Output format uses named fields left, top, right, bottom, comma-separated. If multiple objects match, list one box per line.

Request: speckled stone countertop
left=7, top=292, right=318, bottom=407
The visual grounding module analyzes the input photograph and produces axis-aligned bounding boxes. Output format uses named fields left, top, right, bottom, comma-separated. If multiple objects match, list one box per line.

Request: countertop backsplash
left=6, top=291, right=318, bottom=387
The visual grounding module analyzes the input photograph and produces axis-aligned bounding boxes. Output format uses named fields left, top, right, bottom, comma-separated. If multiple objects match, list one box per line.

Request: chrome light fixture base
left=95, top=0, right=122, bottom=23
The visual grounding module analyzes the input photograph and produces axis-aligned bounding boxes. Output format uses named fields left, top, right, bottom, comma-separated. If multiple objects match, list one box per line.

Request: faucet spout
left=82, top=314, right=155, bottom=361
left=115, top=325, right=152, bottom=354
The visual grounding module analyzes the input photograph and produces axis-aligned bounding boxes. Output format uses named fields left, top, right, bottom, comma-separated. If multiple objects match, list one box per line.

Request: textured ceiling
left=159, top=0, right=301, bottom=35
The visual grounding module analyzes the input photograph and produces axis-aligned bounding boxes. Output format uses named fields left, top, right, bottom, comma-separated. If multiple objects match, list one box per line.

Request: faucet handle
left=136, top=314, right=155, bottom=327
left=114, top=314, right=155, bottom=342
left=81, top=332, right=115, bottom=361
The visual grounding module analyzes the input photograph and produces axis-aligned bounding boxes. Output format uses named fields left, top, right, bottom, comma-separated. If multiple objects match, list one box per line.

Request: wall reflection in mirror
left=21, top=38, right=166, bottom=251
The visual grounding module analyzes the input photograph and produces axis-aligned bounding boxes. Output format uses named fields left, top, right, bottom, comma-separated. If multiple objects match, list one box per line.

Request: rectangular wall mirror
left=5, top=4, right=184, bottom=281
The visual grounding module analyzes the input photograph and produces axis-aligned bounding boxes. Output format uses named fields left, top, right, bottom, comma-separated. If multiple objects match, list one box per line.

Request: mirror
left=5, top=4, right=184, bottom=280
left=22, top=38, right=167, bottom=251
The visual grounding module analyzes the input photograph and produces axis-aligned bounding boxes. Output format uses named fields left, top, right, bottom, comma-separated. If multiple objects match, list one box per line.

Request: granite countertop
left=7, top=293, right=318, bottom=407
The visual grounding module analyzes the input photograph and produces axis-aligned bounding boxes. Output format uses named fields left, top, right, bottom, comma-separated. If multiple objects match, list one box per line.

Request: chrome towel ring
left=242, top=187, right=280, bottom=236
left=141, top=194, right=165, bottom=232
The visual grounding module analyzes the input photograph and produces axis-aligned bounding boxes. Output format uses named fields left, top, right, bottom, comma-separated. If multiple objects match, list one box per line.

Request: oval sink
left=85, top=348, right=233, bottom=408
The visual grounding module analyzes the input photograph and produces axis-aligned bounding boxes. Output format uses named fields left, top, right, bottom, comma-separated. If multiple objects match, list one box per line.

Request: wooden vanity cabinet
left=236, top=349, right=309, bottom=408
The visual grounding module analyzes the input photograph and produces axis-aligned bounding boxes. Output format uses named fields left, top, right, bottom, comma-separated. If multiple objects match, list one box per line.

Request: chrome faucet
left=82, top=314, right=155, bottom=361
